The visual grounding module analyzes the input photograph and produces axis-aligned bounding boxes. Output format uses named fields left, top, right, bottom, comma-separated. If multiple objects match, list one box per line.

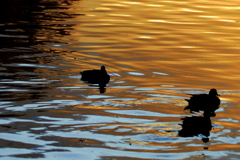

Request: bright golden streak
left=148, top=19, right=197, bottom=24
left=139, top=36, right=151, bottom=39
left=219, top=19, right=235, bottom=22
left=102, top=4, right=126, bottom=7
left=109, top=14, right=131, bottom=17
left=168, top=21, right=197, bottom=24
left=148, top=20, right=166, bottom=23
left=162, top=1, right=187, bottom=3
left=199, top=16, right=219, bottom=18
left=95, top=7, right=110, bottom=10
left=122, top=1, right=142, bottom=5
left=180, top=46, right=195, bottom=48
left=204, top=32, right=216, bottom=33
left=222, top=7, right=240, bottom=9
left=100, top=19, right=126, bottom=22
left=182, top=8, right=202, bottom=12
left=147, top=4, right=163, bottom=7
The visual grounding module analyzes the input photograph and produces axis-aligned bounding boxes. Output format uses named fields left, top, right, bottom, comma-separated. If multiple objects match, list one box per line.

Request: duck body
left=184, top=89, right=220, bottom=116
left=80, top=65, right=110, bottom=85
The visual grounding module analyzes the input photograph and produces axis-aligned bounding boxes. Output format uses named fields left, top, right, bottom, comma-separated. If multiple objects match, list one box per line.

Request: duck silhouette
left=80, top=65, right=110, bottom=93
left=178, top=116, right=212, bottom=143
left=184, top=89, right=220, bottom=117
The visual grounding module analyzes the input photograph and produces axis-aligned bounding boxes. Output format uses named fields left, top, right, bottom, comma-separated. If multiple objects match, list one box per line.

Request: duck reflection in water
left=184, top=89, right=220, bottom=117
left=80, top=65, right=110, bottom=93
left=178, top=115, right=212, bottom=143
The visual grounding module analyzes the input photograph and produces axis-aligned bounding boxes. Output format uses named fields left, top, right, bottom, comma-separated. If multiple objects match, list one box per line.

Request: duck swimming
left=80, top=65, right=110, bottom=93
left=184, top=89, right=220, bottom=117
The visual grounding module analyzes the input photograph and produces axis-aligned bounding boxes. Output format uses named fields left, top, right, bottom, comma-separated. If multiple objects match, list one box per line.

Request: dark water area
left=1, top=0, right=240, bottom=159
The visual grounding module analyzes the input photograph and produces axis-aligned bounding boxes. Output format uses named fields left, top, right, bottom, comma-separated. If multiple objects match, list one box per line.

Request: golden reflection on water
left=63, top=0, right=240, bottom=92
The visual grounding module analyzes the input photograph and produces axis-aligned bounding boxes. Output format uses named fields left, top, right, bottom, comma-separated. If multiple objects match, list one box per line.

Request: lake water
left=1, top=0, right=240, bottom=159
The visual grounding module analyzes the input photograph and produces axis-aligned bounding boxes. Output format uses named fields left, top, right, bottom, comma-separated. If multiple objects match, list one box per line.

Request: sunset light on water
left=0, top=0, right=240, bottom=159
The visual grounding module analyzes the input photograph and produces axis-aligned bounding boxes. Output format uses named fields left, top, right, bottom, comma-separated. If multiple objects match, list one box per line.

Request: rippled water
left=1, top=0, right=240, bottom=159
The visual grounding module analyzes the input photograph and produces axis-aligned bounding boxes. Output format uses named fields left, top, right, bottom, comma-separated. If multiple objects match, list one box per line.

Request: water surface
left=1, top=0, right=240, bottom=159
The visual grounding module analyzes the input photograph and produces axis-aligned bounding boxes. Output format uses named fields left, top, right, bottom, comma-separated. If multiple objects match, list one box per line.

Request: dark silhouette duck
left=178, top=116, right=212, bottom=143
left=184, top=89, right=220, bottom=117
left=80, top=65, right=110, bottom=93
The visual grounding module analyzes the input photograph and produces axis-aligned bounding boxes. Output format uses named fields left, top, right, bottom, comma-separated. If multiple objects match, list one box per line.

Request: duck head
left=101, top=65, right=106, bottom=71
left=209, top=88, right=220, bottom=96
left=101, top=65, right=108, bottom=73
